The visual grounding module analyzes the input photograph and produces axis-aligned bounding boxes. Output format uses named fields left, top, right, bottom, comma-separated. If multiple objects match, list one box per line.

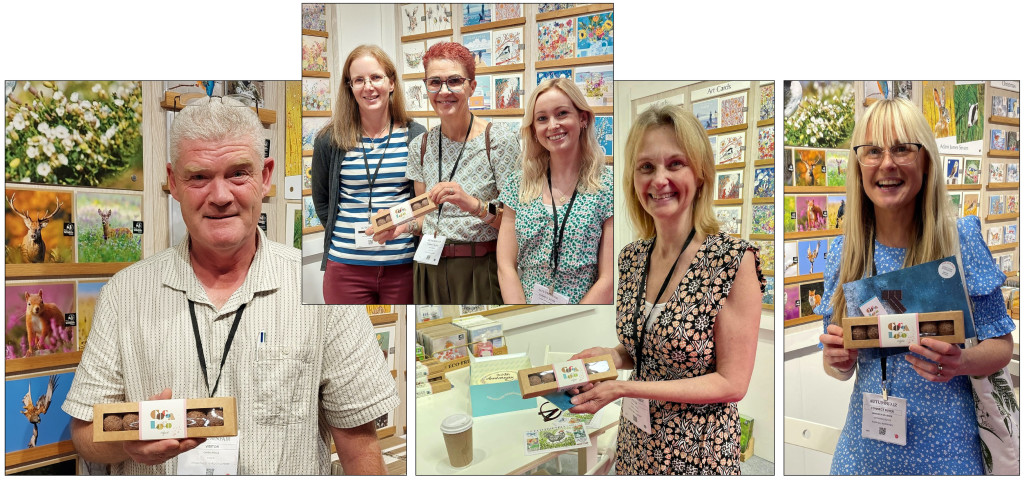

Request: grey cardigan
left=311, top=121, right=426, bottom=270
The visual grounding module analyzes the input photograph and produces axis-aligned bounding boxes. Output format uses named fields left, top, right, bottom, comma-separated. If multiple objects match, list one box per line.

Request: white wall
left=782, top=321, right=853, bottom=474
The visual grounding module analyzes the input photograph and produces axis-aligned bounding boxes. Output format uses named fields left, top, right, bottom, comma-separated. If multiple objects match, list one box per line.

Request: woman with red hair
left=372, top=42, right=519, bottom=304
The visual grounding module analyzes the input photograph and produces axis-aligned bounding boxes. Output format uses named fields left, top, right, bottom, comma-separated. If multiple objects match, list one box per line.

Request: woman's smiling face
left=633, top=125, right=700, bottom=223
left=858, top=128, right=925, bottom=218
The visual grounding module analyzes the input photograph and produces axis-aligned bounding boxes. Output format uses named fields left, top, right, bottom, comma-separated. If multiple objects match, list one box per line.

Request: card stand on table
left=93, top=397, right=237, bottom=442
left=438, top=344, right=508, bottom=372
left=842, top=310, right=965, bottom=350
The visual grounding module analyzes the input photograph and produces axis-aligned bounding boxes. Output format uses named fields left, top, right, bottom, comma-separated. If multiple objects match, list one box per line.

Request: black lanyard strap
left=632, top=228, right=697, bottom=376
left=546, top=167, right=579, bottom=288
left=360, top=120, right=394, bottom=215
left=434, top=113, right=474, bottom=231
left=188, top=300, right=246, bottom=398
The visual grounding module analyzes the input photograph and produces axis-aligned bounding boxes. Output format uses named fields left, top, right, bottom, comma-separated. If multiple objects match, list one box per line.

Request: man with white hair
left=62, top=96, right=398, bottom=475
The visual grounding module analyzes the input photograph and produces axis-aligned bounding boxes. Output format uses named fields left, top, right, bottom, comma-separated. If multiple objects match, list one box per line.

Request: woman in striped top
left=312, top=45, right=425, bottom=304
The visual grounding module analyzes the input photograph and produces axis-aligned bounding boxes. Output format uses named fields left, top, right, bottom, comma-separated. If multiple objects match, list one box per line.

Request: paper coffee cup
left=440, top=413, right=474, bottom=467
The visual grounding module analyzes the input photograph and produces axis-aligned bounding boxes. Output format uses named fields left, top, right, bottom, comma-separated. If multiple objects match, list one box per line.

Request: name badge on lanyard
left=861, top=392, right=907, bottom=445
left=414, top=234, right=446, bottom=265
left=353, top=220, right=378, bottom=249
left=622, top=397, right=653, bottom=434
left=176, top=436, right=240, bottom=475
left=530, top=283, right=569, bottom=304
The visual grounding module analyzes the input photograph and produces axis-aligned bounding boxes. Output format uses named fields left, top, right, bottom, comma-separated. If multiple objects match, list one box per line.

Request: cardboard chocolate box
left=93, top=397, right=237, bottom=442
left=370, top=192, right=437, bottom=232
left=842, top=310, right=965, bottom=349
left=517, top=354, right=617, bottom=399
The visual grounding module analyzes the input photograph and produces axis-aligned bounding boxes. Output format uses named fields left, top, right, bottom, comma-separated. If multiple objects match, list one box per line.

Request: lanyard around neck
left=434, top=113, right=474, bottom=231
left=360, top=120, right=394, bottom=215
left=546, top=166, right=579, bottom=289
left=633, top=228, right=696, bottom=375
left=188, top=300, right=246, bottom=398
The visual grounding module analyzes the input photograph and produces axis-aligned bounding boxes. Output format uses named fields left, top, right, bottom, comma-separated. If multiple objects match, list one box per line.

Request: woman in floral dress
left=496, top=78, right=613, bottom=304
left=569, top=104, right=764, bottom=474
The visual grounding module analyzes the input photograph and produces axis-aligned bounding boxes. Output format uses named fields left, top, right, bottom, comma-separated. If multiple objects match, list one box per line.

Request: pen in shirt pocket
left=258, top=331, right=266, bottom=358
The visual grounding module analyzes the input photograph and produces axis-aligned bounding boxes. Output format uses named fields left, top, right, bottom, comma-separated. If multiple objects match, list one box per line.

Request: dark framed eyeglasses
left=853, top=142, right=923, bottom=165
left=423, top=76, right=469, bottom=93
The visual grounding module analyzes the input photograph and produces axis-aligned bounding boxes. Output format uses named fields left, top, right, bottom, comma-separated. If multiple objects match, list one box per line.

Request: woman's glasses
left=423, top=76, right=469, bottom=93
left=853, top=143, right=923, bottom=165
left=348, top=74, right=388, bottom=89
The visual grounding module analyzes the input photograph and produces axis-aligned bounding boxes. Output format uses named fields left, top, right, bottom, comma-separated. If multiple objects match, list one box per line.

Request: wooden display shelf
left=460, top=17, right=525, bottom=34
left=988, top=115, right=1020, bottom=127
left=990, top=242, right=1018, bottom=253
left=592, top=105, right=613, bottom=114
left=752, top=197, right=774, bottom=204
left=986, top=213, right=1020, bottom=222
left=605, top=155, right=613, bottom=165
left=302, top=188, right=312, bottom=196
left=160, top=92, right=277, bottom=125
left=4, top=440, right=75, bottom=469
left=785, top=314, right=822, bottom=328
left=302, top=110, right=331, bottom=117
left=477, top=63, right=527, bottom=75
left=302, top=149, right=314, bottom=156
left=988, top=150, right=1020, bottom=159
left=785, top=273, right=824, bottom=285
left=5, top=453, right=77, bottom=475
left=370, top=312, right=399, bottom=325
left=403, top=63, right=527, bottom=80
left=536, top=3, right=613, bottom=21
left=410, top=108, right=527, bottom=117
left=749, top=234, right=773, bottom=240
left=400, top=28, right=454, bottom=42
left=762, top=270, right=775, bottom=277
left=5, top=263, right=132, bottom=279
left=863, top=98, right=880, bottom=107
left=754, top=159, right=774, bottom=167
left=303, top=70, right=330, bottom=79
left=987, top=182, right=1020, bottom=190
left=535, top=54, right=613, bottom=70
left=302, top=225, right=325, bottom=235
left=785, top=229, right=841, bottom=240
left=784, top=186, right=845, bottom=193
left=6, top=351, right=82, bottom=374
left=706, top=123, right=747, bottom=136
left=1004, top=270, right=1018, bottom=277
left=377, top=425, right=397, bottom=439
left=715, top=162, right=745, bottom=171
left=713, top=199, right=743, bottom=206
left=756, top=118, right=775, bottom=127
left=945, top=184, right=983, bottom=191
left=762, top=303, right=774, bottom=311
left=302, top=29, right=328, bottom=38
left=161, top=183, right=276, bottom=199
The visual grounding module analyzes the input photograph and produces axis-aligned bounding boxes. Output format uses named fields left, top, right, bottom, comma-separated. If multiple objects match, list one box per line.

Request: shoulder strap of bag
left=485, top=122, right=492, bottom=163
left=420, top=127, right=428, bottom=166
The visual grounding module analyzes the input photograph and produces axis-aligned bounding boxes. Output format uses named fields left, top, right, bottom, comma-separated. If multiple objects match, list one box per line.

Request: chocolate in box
left=517, top=354, right=617, bottom=399
left=370, top=192, right=437, bottom=232
left=842, top=310, right=965, bottom=349
left=93, top=396, right=237, bottom=442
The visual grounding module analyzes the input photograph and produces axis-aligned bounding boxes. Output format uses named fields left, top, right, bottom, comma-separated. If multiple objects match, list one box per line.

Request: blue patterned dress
left=816, top=216, right=1015, bottom=475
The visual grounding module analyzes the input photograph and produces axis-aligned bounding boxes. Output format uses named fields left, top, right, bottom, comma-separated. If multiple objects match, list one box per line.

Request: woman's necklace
left=363, top=123, right=389, bottom=149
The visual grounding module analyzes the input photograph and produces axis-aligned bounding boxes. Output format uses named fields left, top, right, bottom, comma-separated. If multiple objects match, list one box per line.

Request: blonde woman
left=817, top=98, right=1014, bottom=474
left=496, top=78, right=613, bottom=304
left=312, top=45, right=424, bottom=304
left=568, top=105, right=764, bottom=474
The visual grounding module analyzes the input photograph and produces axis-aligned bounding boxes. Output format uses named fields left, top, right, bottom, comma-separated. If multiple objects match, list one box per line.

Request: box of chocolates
left=842, top=310, right=965, bottom=349
left=370, top=192, right=437, bottom=232
left=517, top=354, right=617, bottom=399
left=93, top=397, right=238, bottom=442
